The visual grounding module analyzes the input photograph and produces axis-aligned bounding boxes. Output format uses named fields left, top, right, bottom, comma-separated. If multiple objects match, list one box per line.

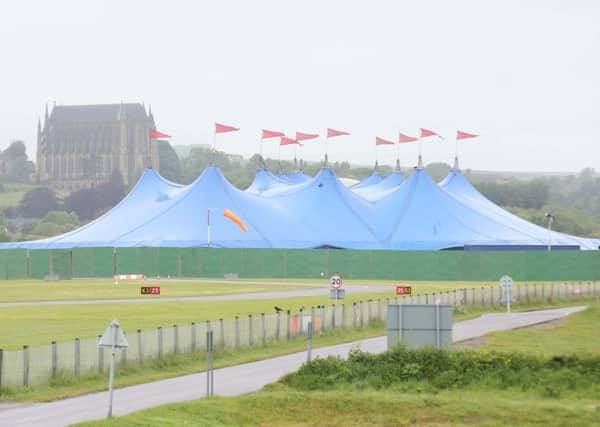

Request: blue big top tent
left=1, top=162, right=597, bottom=251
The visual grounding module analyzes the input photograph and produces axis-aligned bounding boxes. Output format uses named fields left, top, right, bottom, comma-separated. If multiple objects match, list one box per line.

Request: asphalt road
left=0, top=284, right=391, bottom=308
left=0, top=305, right=586, bottom=427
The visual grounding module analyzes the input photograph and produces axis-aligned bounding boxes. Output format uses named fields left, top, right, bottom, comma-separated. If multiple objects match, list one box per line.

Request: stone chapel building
left=36, top=103, right=160, bottom=189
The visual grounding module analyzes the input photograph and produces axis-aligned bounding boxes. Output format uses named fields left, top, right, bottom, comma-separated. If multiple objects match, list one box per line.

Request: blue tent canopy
left=352, top=171, right=405, bottom=202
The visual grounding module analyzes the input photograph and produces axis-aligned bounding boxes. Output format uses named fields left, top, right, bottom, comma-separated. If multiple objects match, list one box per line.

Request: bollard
left=157, top=327, right=163, bottom=359
left=98, top=335, right=104, bottom=374
left=261, top=313, right=266, bottom=346
left=248, top=314, right=254, bottom=347
left=173, top=325, right=179, bottom=354
left=235, top=316, right=240, bottom=348
left=137, top=329, right=143, bottom=364
left=275, top=311, right=281, bottom=341
left=74, top=338, right=80, bottom=376
left=51, top=341, right=57, bottom=379
left=23, top=345, right=29, bottom=387
left=191, top=322, right=197, bottom=352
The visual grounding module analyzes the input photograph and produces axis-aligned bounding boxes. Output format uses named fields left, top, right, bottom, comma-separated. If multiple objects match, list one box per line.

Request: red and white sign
left=141, top=286, right=161, bottom=295
left=396, top=285, right=412, bottom=295
left=330, top=274, right=343, bottom=289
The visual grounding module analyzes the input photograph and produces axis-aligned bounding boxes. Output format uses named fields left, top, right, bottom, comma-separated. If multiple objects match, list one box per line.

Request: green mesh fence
left=2, top=247, right=600, bottom=281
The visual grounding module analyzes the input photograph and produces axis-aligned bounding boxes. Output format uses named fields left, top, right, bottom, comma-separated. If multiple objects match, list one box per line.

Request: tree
left=0, top=140, right=35, bottom=183
left=158, top=141, right=183, bottom=183
left=18, top=187, right=60, bottom=218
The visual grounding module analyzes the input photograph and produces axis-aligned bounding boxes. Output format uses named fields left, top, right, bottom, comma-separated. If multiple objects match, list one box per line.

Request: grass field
left=0, top=191, right=25, bottom=208
left=473, top=299, right=600, bottom=355
left=0, top=279, right=315, bottom=303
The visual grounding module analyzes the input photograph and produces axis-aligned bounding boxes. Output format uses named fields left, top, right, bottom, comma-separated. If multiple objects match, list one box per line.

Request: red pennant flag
left=262, top=129, right=285, bottom=139
left=457, top=130, right=479, bottom=140
left=215, top=123, right=240, bottom=134
left=398, top=133, right=418, bottom=143
left=376, top=136, right=395, bottom=145
left=150, top=129, right=171, bottom=139
left=295, top=131, right=319, bottom=141
left=280, top=136, right=301, bottom=146
left=327, top=128, right=350, bottom=138
left=420, top=128, right=442, bottom=139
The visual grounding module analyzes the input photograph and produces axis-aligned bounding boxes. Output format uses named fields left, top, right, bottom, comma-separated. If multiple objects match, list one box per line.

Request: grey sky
left=1, top=0, right=599, bottom=172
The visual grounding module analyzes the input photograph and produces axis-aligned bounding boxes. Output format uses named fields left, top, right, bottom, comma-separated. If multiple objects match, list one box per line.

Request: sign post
left=499, top=275, right=513, bottom=313
left=98, top=319, right=129, bottom=419
left=329, top=274, right=345, bottom=301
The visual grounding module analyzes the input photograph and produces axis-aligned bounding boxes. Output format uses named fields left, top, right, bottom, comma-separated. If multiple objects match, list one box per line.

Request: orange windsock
left=223, top=209, right=248, bottom=232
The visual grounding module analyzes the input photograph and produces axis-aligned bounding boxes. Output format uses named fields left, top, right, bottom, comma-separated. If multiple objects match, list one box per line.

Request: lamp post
left=545, top=212, right=555, bottom=252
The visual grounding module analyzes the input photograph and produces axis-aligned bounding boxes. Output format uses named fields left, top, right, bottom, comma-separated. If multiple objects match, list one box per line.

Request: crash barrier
left=0, top=247, right=599, bottom=281
left=0, top=281, right=598, bottom=390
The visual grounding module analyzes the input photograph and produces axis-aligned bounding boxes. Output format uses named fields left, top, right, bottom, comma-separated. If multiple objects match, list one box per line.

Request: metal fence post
left=367, top=300, right=372, bottom=324
left=121, top=347, right=127, bottom=366
left=173, top=325, right=179, bottom=354
left=219, top=319, right=225, bottom=348
left=51, top=341, right=57, bottom=379
left=261, top=313, right=266, bottom=346
left=98, top=335, right=104, bottom=374
left=191, top=322, right=197, bottom=353
left=23, top=345, right=29, bottom=387
left=137, top=329, right=143, bottom=364
left=235, top=316, right=240, bottom=348
left=359, top=301, right=364, bottom=328
left=321, top=305, right=326, bottom=331
left=157, top=327, right=163, bottom=359
left=275, top=311, right=281, bottom=341
left=286, top=310, right=291, bottom=340
left=377, top=299, right=382, bottom=321
left=332, top=304, right=336, bottom=329
left=74, top=338, right=80, bottom=376
left=490, top=286, right=494, bottom=308
left=248, top=314, right=254, bottom=346
left=352, top=303, right=357, bottom=328
left=481, top=287, right=485, bottom=306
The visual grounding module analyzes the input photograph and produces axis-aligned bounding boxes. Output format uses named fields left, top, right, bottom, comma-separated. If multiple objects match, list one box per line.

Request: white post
left=506, top=286, right=511, bottom=313
left=107, top=324, right=117, bottom=418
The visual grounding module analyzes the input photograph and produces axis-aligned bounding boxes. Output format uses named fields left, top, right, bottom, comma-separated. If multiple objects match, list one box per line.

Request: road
left=0, top=284, right=391, bottom=308
left=0, top=305, right=586, bottom=427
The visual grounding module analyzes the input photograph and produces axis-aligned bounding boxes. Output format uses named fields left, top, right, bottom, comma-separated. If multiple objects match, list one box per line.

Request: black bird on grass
left=274, top=306, right=283, bottom=313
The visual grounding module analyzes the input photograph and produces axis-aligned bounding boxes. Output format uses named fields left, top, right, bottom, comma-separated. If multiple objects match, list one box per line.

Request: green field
left=78, top=303, right=600, bottom=427
left=0, top=279, right=314, bottom=302
left=0, top=191, right=25, bottom=208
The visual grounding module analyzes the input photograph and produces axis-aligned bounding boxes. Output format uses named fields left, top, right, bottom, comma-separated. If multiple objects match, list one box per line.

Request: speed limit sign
left=330, top=274, right=343, bottom=289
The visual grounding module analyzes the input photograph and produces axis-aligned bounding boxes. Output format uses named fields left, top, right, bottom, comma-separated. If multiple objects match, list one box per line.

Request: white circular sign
left=330, top=274, right=343, bottom=289
left=499, top=275, right=513, bottom=289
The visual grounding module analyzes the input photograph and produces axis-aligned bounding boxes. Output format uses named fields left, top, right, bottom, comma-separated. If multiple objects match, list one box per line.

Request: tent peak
left=452, top=156, right=460, bottom=171
left=395, top=158, right=401, bottom=172
left=416, top=155, right=424, bottom=170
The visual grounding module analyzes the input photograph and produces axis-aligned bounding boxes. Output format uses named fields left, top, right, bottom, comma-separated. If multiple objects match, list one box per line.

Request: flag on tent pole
left=375, top=136, right=395, bottom=145
left=456, top=130, right=479, bottom=140
left=420, top=128, right=443, bottom=139
left=398, top=133, right=418, bottom=143
left=150, top=129, right=171, bottom=139
left=455, top=130, right=479, bottom=161
left=280, top=136, right=301, bottom=146
left=295, top=132, right=319, bottom=141
left=215, top=123, right=240, bottom=133
left=327, top=128, right=350, bottom=138
left=262, top=129, right=285, bottom=139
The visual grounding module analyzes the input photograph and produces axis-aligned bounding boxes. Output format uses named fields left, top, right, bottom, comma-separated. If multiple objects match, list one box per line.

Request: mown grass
left=475, top=300, right=600, bottom=355
left=0, top=279, right=314, bottom=303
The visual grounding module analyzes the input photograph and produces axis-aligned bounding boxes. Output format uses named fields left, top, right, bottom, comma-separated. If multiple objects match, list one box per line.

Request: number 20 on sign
left=396, top=285, right=412, bottom=295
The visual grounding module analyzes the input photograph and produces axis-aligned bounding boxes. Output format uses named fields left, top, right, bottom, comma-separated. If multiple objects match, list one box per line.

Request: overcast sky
left=1, top=0, right=599, bottom=172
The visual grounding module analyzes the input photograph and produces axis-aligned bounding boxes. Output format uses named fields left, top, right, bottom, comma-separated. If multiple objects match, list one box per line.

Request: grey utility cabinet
left=387, top=304, right=453, bottom=350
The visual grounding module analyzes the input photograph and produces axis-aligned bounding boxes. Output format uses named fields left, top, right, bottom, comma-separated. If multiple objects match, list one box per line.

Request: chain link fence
left=0, top=282, right=598, bottom=390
